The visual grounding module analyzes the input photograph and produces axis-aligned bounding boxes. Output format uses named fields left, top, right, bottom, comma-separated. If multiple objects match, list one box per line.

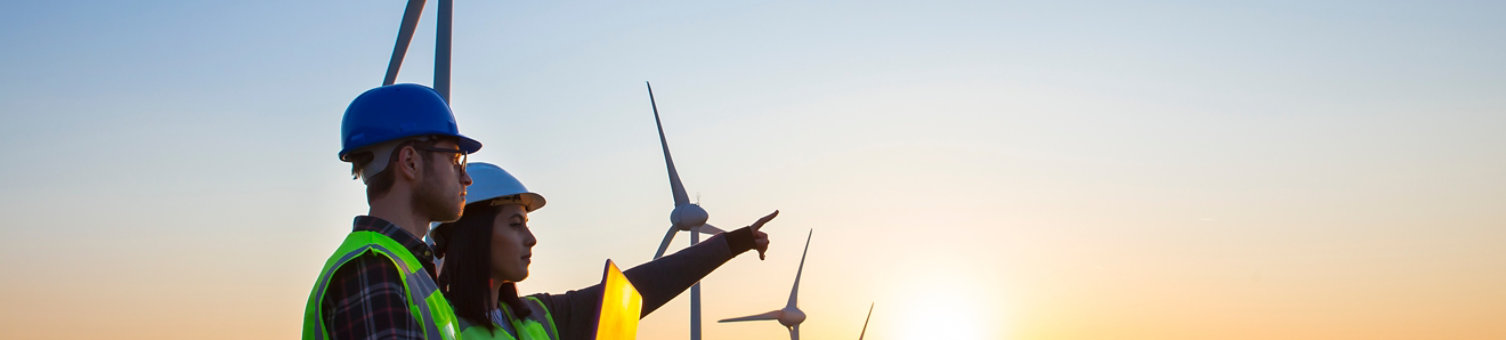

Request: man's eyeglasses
left=411, top=145, right=468, bottom=174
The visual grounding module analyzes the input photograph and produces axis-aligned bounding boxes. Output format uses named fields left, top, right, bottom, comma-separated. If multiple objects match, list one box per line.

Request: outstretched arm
left=533, top=211, right=776, bottom=340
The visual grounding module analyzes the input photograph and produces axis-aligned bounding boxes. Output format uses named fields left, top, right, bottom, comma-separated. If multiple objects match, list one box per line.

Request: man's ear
left=397, top=145, right=423, bottom=181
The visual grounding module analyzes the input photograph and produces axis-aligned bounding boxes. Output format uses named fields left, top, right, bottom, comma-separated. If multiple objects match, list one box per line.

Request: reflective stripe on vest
left=457, top=296, right=560, bottom=340
left=302, top=231, right=460, bottom=340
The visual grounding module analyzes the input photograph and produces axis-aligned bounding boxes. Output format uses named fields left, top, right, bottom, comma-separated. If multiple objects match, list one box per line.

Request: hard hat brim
left=483, top=192, right=546, bottom=212
left=338, top=133, right=482, bottom=161
left=454, top=134, right=482, bottom=155
left=519, top=192, right=546, bottom=212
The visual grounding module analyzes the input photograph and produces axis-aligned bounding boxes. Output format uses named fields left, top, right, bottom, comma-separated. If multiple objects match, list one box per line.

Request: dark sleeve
left=535, top=227, right=758, bottom=340
left=322, top=254, right=425, bottom=340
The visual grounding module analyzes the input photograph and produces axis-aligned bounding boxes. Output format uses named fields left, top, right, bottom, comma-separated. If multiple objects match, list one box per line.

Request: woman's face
left=490, top=204, right=536, bottom=283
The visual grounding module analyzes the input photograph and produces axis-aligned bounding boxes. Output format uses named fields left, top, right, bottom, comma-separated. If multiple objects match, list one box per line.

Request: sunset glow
left=2, top=0, right=1505, bottom=339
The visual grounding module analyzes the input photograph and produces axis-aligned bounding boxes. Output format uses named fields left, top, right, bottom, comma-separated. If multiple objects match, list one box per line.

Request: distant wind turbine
left=720, top=229, right=814, bottom=340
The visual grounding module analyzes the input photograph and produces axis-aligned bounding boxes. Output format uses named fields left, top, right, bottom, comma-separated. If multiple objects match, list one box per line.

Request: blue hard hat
left=339, top=83, right=482, bottom=160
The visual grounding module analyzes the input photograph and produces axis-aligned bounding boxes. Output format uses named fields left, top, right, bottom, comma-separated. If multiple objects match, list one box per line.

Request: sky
left=1, top=0, right=1504, bottom=339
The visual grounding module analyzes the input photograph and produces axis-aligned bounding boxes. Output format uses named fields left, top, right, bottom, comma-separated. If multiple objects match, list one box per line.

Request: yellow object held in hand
left=595, top=260, right=642, bottom=340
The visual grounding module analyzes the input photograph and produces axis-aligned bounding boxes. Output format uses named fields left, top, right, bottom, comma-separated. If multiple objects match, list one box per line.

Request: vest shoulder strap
left=305, top=231, right=453, bottom=340
left=522, top=296, right=560, bottom=340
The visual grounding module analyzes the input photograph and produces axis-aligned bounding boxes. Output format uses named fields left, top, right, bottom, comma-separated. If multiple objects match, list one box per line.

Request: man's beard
left=414, top=170, right=463, bottom=223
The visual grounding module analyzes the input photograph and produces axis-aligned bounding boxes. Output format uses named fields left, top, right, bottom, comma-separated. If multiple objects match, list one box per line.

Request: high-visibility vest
left=302, top=231, right=461, bottom=340
left=456, top=296, right=560, bottom=340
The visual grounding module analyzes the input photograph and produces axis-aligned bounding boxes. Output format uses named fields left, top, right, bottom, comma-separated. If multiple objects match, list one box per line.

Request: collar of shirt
left=352, top=215, right=438, bottom=275
left=488, top=308, right=518, bottom=338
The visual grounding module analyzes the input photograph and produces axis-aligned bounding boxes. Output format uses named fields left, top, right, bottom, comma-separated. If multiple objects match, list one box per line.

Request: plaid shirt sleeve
left=321, top=253, right=425, bottom=340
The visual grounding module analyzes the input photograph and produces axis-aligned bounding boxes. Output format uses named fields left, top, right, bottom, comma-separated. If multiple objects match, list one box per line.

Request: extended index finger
left=750, top=210, right=779, bottom=231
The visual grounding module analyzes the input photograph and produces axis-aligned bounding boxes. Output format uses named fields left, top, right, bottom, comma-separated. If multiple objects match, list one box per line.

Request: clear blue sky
left=2, top=1, right=1503, bottom=339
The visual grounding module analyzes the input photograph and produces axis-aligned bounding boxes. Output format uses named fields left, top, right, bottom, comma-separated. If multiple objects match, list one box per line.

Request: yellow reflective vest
left=302, top=231, right=461, bottom=340
left=457, top=296, right=560, bottom=340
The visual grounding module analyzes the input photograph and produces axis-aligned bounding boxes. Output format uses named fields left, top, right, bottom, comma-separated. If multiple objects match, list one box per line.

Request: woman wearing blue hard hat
left=431, top=162, right=778, bottom=340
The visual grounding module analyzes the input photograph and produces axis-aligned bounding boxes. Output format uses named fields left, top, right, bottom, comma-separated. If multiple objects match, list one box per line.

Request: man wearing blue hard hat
left=302, top=83, right=477, bottom=340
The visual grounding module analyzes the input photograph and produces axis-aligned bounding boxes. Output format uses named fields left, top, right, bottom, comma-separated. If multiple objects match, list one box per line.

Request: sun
left=894, top=296, right=991, bottom=339
left=885, top=266, right=1003, bottom=339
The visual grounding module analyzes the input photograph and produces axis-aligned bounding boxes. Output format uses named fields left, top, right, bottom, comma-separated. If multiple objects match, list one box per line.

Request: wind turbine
left=644, top=81, right=726, bottom=340
left=720, top=229, right=814, bottom=340
left=382, top=0, right=454, bottom=101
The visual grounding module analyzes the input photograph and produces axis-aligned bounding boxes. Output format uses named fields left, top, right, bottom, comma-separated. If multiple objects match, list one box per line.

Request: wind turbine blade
left=717, top=310, right=782, bottom=323
left=654, top=226, right=677, bottom=259
left=646, top=82, right=690, bottom=207
left=859, top=302, right=873, bottom=340
left=696, top=224, right=726, bottom=235
left=384, top=0, right=427, bottom=85
left=787, top=229, right=812, bottom=309
left=790, top=324, right=800, bottom=340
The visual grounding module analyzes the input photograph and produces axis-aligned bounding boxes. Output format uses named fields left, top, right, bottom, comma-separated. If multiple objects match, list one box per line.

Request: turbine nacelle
left=778, top=307, right=806, bottom=328
left=670, top=204, right=710, bottom=230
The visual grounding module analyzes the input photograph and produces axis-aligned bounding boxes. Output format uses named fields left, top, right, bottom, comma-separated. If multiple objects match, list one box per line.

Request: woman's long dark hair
left=435, top=202, right=531, bottom=331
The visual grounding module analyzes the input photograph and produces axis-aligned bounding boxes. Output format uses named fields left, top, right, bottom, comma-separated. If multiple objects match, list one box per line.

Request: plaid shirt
left=321, top=216, right=440, bottom=340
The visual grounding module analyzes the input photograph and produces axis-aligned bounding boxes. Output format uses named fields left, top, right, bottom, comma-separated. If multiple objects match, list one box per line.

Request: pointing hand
left=748, top=210, right=778, bottom=260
